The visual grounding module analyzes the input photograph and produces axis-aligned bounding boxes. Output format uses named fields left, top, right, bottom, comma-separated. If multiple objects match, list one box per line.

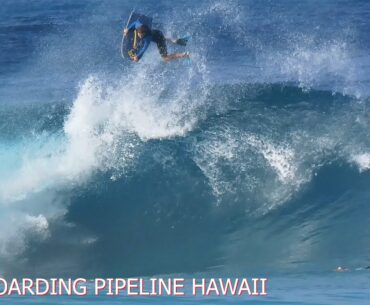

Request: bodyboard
left=122, top=12, right=153, bottom=60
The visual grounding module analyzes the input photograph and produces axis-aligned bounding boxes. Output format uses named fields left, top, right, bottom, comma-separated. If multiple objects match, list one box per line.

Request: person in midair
left=123, top=21, right=189, bottom=62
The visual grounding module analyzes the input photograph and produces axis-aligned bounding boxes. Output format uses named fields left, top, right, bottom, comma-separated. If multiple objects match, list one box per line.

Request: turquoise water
left=1, top=1, right=370, bottom=303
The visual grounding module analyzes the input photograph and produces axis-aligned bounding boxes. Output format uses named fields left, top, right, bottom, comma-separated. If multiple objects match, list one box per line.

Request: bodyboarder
left=123, top=21, right=189, bottom=62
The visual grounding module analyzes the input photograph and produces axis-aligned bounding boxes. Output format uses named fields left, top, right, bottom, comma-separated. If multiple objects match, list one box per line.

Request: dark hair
left=137, top=24, right=151, bottom=35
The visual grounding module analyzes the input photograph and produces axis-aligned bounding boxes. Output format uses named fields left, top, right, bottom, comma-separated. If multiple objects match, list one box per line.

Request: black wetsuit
left=127, top=21, right=167, bottom=58
left=151, top=29, right=167, bottom=57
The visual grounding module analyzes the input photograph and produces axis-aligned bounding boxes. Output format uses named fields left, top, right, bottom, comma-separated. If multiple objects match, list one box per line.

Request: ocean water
left=0, top=0, right=370, bottom=304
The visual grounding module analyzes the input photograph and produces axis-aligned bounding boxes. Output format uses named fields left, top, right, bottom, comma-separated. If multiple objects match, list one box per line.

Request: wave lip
left=1, top=0, right=370, bottom=278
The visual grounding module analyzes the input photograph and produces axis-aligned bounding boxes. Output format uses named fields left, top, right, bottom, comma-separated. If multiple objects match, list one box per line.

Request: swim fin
left=176, top=35, right=190, bottom=46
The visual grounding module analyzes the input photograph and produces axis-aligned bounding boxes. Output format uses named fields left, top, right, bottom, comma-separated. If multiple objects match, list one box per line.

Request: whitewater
left=0, top=0, right=370, bottom=304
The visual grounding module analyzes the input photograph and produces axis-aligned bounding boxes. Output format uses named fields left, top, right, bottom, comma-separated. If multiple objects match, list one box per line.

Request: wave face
left=1, top=0, right=370, bottom=277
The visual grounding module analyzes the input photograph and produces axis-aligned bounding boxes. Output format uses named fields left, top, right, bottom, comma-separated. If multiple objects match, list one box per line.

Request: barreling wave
left=1, top=80, right=370, bottom=277
left=1, top=0, right=370, bottom=278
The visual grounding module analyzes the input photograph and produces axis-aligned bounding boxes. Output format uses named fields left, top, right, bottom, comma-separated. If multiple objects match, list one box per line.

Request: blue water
left=1, top=0, right=370, bottom=304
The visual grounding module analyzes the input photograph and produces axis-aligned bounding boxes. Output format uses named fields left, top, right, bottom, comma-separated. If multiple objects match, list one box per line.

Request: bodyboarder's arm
left=124, top=20, right=141, bottom=36
left=135, top=36, right=151, bottom=61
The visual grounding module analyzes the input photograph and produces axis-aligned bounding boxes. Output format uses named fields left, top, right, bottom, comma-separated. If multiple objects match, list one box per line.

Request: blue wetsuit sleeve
left=127, top=20, right=141, bottom=31
left=136, top=36, right=151, bottom=60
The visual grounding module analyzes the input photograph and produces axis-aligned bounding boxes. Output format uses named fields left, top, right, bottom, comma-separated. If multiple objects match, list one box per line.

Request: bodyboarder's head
left=137, top=24, right=151, bottom=38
